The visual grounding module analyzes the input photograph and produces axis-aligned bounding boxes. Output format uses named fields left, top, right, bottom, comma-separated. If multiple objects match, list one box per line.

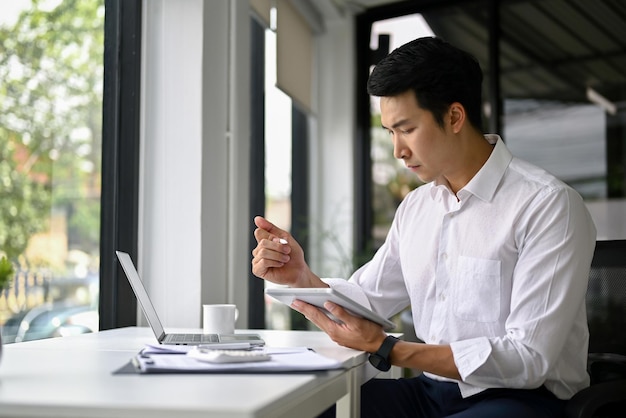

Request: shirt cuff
left=321, top=278, right=373, bottom=309
left=450, top=337, right=492, bottom=381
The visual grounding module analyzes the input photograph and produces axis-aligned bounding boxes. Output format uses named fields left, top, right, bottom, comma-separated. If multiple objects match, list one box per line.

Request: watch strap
left=375, top=335, right=399, bottom=360
left=368, top=335, right=399, bottom=371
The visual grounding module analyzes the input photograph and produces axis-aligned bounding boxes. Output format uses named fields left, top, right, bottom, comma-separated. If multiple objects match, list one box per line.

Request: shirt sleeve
left=451, top=187, right=596, bottom=389
left=321, top=278, right=373, bottom=309
left=323, top=197, right=412, bottom=320
left=351, top=200, right=412, bottom=319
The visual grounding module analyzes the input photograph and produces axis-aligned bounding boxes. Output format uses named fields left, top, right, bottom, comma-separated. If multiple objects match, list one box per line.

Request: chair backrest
left=586, top=240, right=626, bottom=355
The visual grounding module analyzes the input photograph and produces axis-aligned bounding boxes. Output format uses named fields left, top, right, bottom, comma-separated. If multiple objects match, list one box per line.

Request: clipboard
left=131, top=347, right=345, bottom=373
left=265, top=287, right=397, bottom=331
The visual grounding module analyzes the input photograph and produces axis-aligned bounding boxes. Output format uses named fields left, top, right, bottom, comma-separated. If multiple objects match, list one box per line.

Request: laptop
left=116, top=251, right=264, bottom=346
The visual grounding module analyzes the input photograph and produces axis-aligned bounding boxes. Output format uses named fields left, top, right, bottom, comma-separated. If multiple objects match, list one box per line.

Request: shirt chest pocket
left=452, top=256, right=501, bottom=323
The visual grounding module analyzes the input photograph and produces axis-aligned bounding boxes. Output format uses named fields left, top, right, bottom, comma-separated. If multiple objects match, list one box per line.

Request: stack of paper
left=132, top=346, right=345, bottom=373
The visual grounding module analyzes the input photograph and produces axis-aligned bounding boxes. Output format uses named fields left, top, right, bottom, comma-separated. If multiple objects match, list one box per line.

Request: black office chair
left=565, top=240, right=626, bottom=418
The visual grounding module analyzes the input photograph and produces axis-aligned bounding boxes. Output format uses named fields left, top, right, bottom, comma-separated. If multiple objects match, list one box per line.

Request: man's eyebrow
left=381, top=119, right=411, bottom=130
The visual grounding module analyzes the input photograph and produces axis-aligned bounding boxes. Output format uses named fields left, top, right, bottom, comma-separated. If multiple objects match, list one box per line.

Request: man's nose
left=393, top=138, right=408, bottom=160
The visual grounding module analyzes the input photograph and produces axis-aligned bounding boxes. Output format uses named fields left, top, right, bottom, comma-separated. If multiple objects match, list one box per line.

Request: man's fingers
left=324, top=302, right=348, bottom=318
left=254, top=216, right=288, bottom=240
left=291, top=300, right=336, bottom=330
left=252, top=257, right=284, bottom=277
left=255, top=245, right=290, bottom=263
left=253, top=226, right=269, bottom=243
left=253, top=225, right=282, bottom=245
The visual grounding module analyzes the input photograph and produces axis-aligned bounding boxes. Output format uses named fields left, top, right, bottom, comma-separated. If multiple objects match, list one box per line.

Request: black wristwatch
left=368, top=335, right=399, bottom=371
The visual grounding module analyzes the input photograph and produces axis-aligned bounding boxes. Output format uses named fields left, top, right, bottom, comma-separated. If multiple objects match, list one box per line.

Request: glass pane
left=263, top=28, right=294, bottom=330
left=369, top=14, right=435, bottom=248
left=500, top=0, right=613, bottom=201
left=499, top=0, right=626, bottom=238
left=1, top=0, right=103, bottom=343
left=264, top=30, right=292, bottom=232
left=504, top=99, right=606, bottom=199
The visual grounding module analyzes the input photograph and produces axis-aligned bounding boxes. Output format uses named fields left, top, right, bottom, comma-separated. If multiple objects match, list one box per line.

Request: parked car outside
left=2, top=302, right=98, bottom=343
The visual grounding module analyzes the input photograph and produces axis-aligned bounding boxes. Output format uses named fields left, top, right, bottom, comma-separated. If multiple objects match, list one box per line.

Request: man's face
left=380, top=90, right=455, bottom=184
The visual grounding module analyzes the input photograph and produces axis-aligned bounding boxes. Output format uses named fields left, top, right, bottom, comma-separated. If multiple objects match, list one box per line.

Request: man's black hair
left=367, top=36, right=484, bottom=132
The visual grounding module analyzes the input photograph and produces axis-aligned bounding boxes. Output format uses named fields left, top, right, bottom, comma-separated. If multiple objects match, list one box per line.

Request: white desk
left=0, top=327, right=396, bottom=418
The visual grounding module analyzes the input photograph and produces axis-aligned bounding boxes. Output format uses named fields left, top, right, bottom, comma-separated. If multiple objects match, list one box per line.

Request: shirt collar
left=429, top=134, right=512, bottom=203
left=462, top=134, right=512, bottom=202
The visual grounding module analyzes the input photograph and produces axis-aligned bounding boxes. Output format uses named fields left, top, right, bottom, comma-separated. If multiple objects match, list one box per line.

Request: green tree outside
left=0, top=0, right=104, bottom=270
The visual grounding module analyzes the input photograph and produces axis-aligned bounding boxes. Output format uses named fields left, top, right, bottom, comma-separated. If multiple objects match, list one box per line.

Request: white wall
left=140, top=0, right=251, bottom=329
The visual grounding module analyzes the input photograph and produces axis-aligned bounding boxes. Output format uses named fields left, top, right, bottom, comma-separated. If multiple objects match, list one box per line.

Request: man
left=251, top=37, right=596, bottom=417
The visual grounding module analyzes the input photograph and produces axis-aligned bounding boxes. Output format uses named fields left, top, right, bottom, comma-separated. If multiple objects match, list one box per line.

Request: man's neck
left=443, top=133, right=495, bottom=195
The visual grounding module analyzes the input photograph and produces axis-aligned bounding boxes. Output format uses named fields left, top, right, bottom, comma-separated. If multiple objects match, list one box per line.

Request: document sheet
left=132, top=347, right=346, bottom=373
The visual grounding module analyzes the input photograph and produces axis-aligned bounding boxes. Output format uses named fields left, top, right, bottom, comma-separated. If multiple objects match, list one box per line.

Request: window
left=1, top=0, right=104, bottom=343
left=356, top=0, right=626, bottom=249
left=263, top=27, right=295, bottom=330
left=249, top=9, right=310, bottom=330
left=497, top=0, right=626, bottom=238
left=264, top=30, right=293, bottom=236
left=369, top=14, right=434, bottom=248
left=504, top=99, right=606, bottom=199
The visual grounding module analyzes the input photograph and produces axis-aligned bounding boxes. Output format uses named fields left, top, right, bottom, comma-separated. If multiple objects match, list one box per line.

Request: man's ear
left=448, top=102, right=466, bottom=133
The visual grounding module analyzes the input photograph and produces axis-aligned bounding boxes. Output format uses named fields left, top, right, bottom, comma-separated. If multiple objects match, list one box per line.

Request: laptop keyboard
left=165, top=333, right=220, bottom=344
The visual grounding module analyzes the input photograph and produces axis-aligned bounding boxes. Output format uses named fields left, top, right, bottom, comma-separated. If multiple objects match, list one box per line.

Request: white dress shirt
left=325, top=135, right=596, bottom=399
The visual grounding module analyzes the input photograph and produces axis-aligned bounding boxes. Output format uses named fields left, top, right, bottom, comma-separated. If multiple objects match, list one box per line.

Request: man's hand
left=291, top=299, right=387, bottom=353
left=251, top=216, right=326, bottom=288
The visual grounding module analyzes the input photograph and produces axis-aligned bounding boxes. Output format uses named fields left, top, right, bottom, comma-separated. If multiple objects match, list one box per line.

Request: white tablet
left=265, top=287, right=396, bottom=331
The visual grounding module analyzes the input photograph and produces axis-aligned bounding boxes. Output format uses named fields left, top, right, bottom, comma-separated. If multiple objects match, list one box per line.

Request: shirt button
left=440, top=294, right=446, bottom=301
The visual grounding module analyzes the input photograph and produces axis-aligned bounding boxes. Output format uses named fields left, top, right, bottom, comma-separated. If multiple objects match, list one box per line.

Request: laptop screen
left=116, top=251, right=166, bottom=341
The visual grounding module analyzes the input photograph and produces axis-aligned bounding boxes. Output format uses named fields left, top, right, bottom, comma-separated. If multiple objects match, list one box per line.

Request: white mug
left=202, top=304, right=238, bottom=334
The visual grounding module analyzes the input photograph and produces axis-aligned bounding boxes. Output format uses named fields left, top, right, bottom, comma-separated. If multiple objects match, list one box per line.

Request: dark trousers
left=319, top=374, right=566, bottom=418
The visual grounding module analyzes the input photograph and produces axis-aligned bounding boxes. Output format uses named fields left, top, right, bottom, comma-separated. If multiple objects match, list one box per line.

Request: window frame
left=248, top=15, right=266, bottom=329
left=354, top=0, right=502, bottom=257
left=99, top=0, right=142, bottom=330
